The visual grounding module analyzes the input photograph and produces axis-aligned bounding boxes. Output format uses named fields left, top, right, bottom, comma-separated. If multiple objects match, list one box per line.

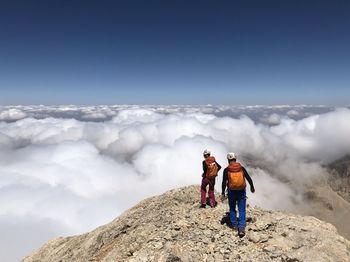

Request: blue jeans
left=228, top=189, right=246, bottom=230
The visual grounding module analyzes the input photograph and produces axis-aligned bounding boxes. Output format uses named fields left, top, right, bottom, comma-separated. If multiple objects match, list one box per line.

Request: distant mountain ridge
left=23, top=185, right=350, bottom=262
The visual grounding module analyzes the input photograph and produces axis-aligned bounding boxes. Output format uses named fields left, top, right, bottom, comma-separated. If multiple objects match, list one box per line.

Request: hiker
left=201, top=149, right=221, bottom=208
left=221, top=152, right=255, bottom=237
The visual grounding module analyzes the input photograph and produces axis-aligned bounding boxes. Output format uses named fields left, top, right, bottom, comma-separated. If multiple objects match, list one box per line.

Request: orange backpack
left=205, top=156, right=218, bottom=178
left=227, top=162, right=246, bottom=190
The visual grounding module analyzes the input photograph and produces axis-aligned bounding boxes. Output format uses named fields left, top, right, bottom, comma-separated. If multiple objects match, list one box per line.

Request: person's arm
left=221, top=168, right=228, bottom=195
left=215, top=161, right=222, bottom=172
left=202, top=161, right=207, bottom=177
left=242, top=167, right=255, bottom=192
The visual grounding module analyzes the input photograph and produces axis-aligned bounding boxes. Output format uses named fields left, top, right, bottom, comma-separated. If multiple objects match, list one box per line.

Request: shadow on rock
left=220, top=212, right=256, bottom=228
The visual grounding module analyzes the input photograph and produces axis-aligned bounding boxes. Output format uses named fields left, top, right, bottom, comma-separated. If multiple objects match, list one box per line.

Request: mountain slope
left=302, top=184, right=350, bottom=240
left=23, top=185, right=350, bottom=262
left=327, top=155, right=350, bottom=202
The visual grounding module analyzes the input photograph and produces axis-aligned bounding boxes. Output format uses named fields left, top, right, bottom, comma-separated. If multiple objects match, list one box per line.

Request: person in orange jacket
left=222, top=152, right=255, bottom=237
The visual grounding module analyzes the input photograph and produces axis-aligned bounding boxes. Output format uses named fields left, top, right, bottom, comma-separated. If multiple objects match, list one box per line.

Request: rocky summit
left=23, top=185, right=350, bottom=262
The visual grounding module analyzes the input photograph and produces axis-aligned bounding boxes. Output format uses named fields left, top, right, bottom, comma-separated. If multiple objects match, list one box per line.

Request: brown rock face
left=23, top=186, right=350, bottom=262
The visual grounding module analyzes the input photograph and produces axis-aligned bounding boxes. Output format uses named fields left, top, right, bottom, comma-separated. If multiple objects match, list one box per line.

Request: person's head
left=203, top=149, right=211, bottom=159
left=227, top=152, right=237, bottom=163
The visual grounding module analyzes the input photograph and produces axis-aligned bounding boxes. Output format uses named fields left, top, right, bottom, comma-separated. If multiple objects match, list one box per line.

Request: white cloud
left=259, top=113, right=282, bottom=125
left=248, top=168, right=301, bottom=211
left=0, top=106, right=350, bottom=261
left=287, top=109, right=300, bottom=117
left=0, top=108, right=27, bottom=121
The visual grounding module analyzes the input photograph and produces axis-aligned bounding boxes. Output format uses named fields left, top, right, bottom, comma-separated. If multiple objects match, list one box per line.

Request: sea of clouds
left=0, top=105, right=350, bottom=261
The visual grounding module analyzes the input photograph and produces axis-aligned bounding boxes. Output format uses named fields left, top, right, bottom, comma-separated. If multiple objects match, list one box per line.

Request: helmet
left=227, top=152, right=237, bottom=160
left=203, top=149, right=211, bottom=156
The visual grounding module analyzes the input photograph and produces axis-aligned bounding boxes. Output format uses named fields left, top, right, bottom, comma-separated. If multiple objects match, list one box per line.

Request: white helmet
left=203, top=149, right=211, bottom=156
left=227, top=152, right=237, bottom=160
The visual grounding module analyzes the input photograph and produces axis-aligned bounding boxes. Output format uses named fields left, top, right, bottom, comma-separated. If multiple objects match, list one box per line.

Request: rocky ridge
left=23, top=185, right=350, bottom=262
left=328, top=155, right=350, bottom=202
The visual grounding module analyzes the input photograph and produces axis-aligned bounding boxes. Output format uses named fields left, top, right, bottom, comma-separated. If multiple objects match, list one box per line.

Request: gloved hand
left=221, top=194, right=226, bottom=202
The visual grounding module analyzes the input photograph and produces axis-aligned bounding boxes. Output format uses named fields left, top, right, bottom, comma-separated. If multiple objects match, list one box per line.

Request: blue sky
left=0, top=0, right=349, bottom=105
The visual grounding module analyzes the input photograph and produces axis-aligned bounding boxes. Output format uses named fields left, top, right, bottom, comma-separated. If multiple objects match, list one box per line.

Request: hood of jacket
left=227, top=162, right=242, bottom=172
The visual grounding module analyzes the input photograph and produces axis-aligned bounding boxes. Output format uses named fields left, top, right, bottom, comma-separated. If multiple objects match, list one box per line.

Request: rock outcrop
left=23, top=185, right=350, bottom=262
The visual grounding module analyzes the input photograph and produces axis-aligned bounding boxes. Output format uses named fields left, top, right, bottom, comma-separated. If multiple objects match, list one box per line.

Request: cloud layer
left=0, top=104, right=337, bottom=123
left=0, top=105, right=350, bottom=261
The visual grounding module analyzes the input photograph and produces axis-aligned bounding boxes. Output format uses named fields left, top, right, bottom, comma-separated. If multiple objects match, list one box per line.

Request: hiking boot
left=230, top=225, right=238, bottom=231
left=238, top=229, right=245, bottom=237
left=200, top=203, right=206, bottom=208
